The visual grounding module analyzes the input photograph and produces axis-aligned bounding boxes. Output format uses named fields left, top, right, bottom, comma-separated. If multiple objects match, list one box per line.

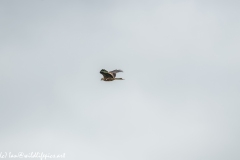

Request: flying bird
left=100, top=69, right=124, bottom=81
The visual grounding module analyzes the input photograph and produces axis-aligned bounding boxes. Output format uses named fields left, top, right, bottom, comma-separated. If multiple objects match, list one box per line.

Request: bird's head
left=100, top=69, right=108, bottom=74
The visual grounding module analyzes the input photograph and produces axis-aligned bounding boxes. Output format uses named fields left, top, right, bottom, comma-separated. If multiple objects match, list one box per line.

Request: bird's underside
left=100, top=69, right=124, bottom=81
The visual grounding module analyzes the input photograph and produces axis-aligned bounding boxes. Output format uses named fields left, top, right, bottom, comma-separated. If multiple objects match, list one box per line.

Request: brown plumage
left=100, top=69, right=124, bottom=81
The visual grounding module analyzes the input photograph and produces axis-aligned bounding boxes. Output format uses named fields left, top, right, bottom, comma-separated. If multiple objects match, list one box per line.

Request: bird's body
left=100, top=69, right=124, bottom=81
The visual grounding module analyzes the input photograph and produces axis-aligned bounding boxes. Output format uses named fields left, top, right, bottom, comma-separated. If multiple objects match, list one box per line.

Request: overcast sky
left=0, top=0, right=240, bottom=160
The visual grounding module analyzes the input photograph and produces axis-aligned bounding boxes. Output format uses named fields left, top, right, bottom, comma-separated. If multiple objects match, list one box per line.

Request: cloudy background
left=0, top=0, right=240, bottom=159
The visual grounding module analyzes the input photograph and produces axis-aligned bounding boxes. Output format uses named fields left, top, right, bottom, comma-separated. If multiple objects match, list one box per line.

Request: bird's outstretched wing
left=100, top=69, right=114, bottom=79
left=109, top=69, right=123, bottom=78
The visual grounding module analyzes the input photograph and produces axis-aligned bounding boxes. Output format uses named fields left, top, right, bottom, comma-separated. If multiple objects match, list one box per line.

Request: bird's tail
left=115, top=78, right=124, bottom=80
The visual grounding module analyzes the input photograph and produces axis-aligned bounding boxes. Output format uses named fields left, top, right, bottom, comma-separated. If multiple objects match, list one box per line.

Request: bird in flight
left=100, top=69, right=124, bottom=81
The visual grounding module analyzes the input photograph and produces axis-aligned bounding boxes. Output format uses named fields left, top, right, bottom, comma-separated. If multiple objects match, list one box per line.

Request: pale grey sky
left=0, top=0, right=240, bottom=160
